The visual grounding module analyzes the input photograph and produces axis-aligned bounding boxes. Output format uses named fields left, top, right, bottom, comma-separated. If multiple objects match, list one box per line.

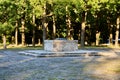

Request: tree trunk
left=66, top=6, right=73, bottom=40
left=2, top=34, right=7, bottom=49
left=38, top=38, right=41, bottom=45
left=96, top=31, right=100, bottom=46
left=32, top=13, right=35, bottom=47
left=52, top=15, right=56, bottom=39
left=21, top=19, right=25, bottom=46
left=107, top=16, right=113, bottom=45
left=12, top=36, right=15, bottom=44
left=115, top=16, right=120, bottom=48
left=42, top=18, right=48, bottom=48
left=81, top=11, right=87, bottom=48
left=95, top=14, right=100, bottom=46
left=15, top=21, right=18, bottom=46
left=38, top=25, right=42, bottom=45
left=42, top=2, right=47, bottom=48
left=78, top=29, right=81, bottom=43
left=109, top=25, right=113, bottom=45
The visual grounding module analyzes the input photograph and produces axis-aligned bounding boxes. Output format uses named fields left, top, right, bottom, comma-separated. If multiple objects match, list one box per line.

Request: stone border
left=18, top=50, right=118, bottom=57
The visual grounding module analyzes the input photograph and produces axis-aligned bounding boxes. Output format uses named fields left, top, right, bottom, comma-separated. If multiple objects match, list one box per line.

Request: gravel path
left=0, top=49, right=120, bottom=80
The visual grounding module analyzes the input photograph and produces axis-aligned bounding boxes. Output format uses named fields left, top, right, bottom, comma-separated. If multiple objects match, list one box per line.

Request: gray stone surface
left=18, top=49, right=118, bottom=57
left=0, top=49, right=120, bottom=80
left=44, top=40, right=78, bottom=51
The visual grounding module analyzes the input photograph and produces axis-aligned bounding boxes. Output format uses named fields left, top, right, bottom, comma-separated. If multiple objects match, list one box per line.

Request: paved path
left=0, top=49, right=120, bottom=80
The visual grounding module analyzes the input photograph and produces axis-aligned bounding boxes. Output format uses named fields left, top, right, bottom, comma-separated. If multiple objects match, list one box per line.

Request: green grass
left=0, top=44, right=43, bottom=50
left=7, top=46, right=43, bottom=50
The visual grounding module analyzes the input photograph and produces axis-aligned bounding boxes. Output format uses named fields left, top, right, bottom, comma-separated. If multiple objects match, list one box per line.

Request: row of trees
left=0, top=0, right=120, bottom=49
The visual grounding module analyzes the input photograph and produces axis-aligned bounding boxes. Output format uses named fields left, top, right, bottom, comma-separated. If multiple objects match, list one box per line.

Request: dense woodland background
left=0, top=0, right=120, bottom=49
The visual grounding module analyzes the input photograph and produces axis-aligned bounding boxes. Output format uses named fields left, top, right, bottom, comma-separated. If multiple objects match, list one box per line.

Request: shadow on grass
left=83, top=56, right=120, bottom=80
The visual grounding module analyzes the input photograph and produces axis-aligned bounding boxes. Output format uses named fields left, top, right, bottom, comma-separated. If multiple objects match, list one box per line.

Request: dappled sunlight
left=98, top=52, right=118, bottom=58
left=0, top=62, right=11, bottom=67
left=0, top=54, right=5, bottom=58
left=0, top=58, right=35, bottom=67
left=83, top=57, right=120, bottom=79
left=6, top=69, right=39, bottom=80
left=18, top=58, right=35, bottom=64
left=81, top=56, right=95, bottom=62
left=1, top=49, right=120, bottom=80
left=96, top=57, right=108, bottom=62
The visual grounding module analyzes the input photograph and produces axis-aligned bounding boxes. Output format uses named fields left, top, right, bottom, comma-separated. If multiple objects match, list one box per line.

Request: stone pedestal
left=44, top=40, right=78, bottom=52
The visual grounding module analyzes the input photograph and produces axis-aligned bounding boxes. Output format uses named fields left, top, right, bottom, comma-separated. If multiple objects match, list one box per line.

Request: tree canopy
left=0, top=0, right=120, bottom=48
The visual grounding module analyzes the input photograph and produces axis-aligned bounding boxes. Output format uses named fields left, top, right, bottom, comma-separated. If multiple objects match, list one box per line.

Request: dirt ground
left=0, top=49, right=120, bottom=80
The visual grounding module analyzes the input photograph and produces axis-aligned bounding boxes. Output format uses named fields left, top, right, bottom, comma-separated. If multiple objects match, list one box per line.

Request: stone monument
left=44, top=38, right=78, bottom=52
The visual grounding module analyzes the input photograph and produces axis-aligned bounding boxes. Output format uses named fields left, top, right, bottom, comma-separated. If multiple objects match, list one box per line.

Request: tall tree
left=42, top=1, right=47, bottom=43
left=66, top=3, right=74, bottom=40
left=115, top=2, right=120, bottom=47
left=81, top=11, right=87, bottom=47
left=52, top=14, right=56, bottom=39
left=15, top=21, right=18, bottom=46
left=21, top=19, right=25, bottom=46
left=29, top=0, right=43, bottom=46
left=18, top=0, right=27, bottom=46
left=0, top=22, right=14, bottom=49
left=72, top=0, right=88, bottom=47
left=41, top=0, right=53, bottom=47
left=53, top=0, right=74, bottom=39
left=51, top=0, right=56, bottom=39
left=115, top=16, right=120, bottom=47
left=105, top=0, right=120, bottom=47
left=13, top=0, right=20, bottom=46
left=0, top=0, right=16, bottom=48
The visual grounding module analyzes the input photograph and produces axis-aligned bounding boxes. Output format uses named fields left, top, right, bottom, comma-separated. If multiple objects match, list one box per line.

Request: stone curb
left=18, top=50, right=118, bottom=57
left=19, top=52, right=101, bottom=57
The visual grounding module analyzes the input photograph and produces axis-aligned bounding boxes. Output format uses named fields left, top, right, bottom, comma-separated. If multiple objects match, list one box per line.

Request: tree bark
left=2, top=34, right=7, bottom=49
left=21, top=19, right=25, bottom=46
left=78, top=29, right=81, bottom=43
left=81, top=11, right=87, bottom=48
left=95, top=14, right=100, bottom=46
left=42, top=19, right=48, bottom=41
left=66, top=6, right=73, bottom=40
left=115, top=16, right=120, bottom=48
left=15, top=21, right=18, bottom=46
left=32, top=13, right=35, bottom=47
left=109, top=25, right=113, bottom=46
left=107, top=16, right=113, bottom=45
left=52, top=15, right=56, bottom=39
left=38, top=38, right=41, bottom=45
left=96, top=31, right=100, bottom=46
left=42, top=2, right=47, bottom=48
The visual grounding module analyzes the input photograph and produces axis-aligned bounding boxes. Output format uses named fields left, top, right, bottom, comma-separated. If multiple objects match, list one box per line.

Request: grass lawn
left=0, top=44, right=43, bottom=50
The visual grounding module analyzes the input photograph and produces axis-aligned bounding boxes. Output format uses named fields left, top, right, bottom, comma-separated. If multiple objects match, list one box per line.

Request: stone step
left=18, top=50, right=118, bottom=57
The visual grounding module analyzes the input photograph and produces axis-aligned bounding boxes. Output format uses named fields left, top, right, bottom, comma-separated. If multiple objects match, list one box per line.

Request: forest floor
left=0, top=48, right=120, bottom=80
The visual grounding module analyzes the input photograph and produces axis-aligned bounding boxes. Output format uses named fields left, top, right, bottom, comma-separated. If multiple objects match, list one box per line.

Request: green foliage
left=0, top=0, right=120, bottom=46
left=29, top=0, right=43, bottom=17
left=0, top=22, right=14, bottom=35
left=53, top=0, right=65, bottom=17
